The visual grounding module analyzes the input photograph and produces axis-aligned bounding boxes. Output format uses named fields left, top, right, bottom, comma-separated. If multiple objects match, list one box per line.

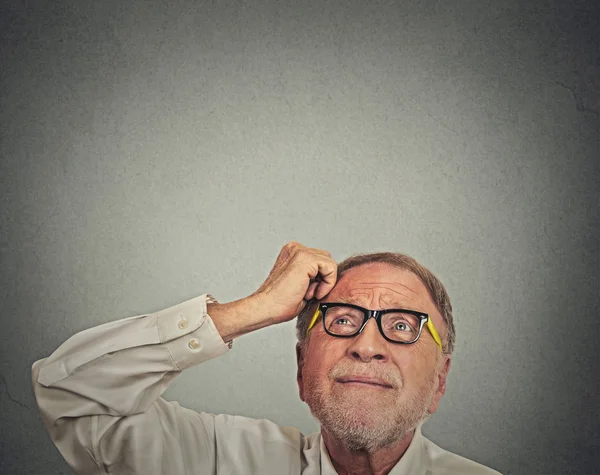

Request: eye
left=385, top=316, right=417, bottom=334
left=381, top=312, right=421, bottom=342
left=324, top=306, right=364, bottom=335
left=394, top=321, right=410, bottom=332
left=333, top=317, right=354, bottom=326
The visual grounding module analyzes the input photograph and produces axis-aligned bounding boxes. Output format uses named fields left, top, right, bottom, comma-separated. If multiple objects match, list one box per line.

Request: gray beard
left=304, top=380, right=436, bottom=453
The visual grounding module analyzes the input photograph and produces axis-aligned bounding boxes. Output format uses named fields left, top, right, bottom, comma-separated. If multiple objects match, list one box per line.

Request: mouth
left=336, top=376, right=394, bottom=389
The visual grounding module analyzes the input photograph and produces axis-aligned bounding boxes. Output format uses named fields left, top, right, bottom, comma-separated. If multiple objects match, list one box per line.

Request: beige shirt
left=32, top=294, right=501, bottom=475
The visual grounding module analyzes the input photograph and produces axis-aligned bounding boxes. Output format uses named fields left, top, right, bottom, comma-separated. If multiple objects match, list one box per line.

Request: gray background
left=1, top=0, right=598, bottom=474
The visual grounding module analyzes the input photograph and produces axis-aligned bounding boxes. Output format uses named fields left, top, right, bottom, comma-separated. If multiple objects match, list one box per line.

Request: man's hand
left=208, top=242, right=337, bottom=341
left=252, top=242, right=338, bottom=325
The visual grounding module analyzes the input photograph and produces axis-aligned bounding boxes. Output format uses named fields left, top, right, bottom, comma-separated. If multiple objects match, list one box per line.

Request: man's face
left=296, top=263, right=451, bottom=452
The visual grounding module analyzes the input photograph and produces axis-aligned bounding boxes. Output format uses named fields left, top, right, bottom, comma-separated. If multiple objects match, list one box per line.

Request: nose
left=346, top=318, right=389, bottom=363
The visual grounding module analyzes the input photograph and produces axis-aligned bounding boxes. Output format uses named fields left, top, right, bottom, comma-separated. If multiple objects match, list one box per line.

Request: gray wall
left=1, top=1, right=598, bottom=474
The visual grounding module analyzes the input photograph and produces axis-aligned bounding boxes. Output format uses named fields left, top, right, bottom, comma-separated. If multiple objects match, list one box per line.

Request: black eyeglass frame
left=318, top=302, right=432, bottom=345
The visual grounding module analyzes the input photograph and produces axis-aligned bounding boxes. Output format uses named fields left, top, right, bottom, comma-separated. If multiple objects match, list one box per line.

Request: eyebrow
left=331, top=295, right=364, bottom=306
left=331, top=295, right=410, bottom=310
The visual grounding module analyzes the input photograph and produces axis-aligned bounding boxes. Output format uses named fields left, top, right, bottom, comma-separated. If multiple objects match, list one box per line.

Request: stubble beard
left=303, top=366, right=438, bottom=453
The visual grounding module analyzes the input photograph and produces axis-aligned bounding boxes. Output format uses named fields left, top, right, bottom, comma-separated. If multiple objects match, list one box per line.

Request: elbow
left=31, top=358, right=57, bottom=426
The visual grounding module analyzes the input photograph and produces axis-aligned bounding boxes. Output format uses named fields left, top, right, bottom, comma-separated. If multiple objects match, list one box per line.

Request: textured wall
left=1, top=1, right=598, bottom=474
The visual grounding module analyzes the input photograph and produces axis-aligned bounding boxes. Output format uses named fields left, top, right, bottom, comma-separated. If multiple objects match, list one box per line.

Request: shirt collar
left=319, top=423, right=428, bottom=475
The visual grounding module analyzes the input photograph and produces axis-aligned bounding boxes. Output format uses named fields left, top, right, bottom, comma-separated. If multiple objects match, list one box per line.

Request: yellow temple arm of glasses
left=305, top=308, right=321, bottom=337
left=426, top=320, right=443, bottom=351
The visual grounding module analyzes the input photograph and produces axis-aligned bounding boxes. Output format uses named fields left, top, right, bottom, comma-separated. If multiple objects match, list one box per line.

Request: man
left=32, top=242, right=501, bottom=474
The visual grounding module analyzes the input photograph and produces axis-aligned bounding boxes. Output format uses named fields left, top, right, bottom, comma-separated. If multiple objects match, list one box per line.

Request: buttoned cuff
left=158, top=294, right=232, bottom=371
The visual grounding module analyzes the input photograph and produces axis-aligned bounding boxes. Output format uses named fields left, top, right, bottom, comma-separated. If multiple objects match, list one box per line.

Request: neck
left=321, top=428, right=416, bottom=475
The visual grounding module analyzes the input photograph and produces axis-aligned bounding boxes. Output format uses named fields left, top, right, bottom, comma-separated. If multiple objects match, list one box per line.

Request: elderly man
left=32, top=243, right=500, bottom=474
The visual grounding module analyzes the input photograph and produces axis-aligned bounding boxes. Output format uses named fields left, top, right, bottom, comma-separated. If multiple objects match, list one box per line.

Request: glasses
left=305, top=302, right=443, bottom=350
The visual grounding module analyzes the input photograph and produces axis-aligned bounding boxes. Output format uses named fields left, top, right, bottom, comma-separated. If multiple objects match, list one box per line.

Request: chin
left=331, top=421, right=405, bottom=454
left=315, top=403, right=403, bottom=451
left=310, top=391, right=430, bottom=454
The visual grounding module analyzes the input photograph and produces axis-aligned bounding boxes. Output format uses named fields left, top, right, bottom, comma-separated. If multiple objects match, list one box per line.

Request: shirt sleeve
left=31, top=294, right=231, bottom=475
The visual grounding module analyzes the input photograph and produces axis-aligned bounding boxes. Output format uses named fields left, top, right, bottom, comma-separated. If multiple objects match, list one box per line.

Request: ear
left=296, top=343, right=305, bottom=402
left=427, top=356, right=451, bottom=415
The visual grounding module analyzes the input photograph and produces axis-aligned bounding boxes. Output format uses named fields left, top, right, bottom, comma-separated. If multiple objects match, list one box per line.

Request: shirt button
left=178, top=319, right=188, bottom=329
left=188, top=339, right=200, bottom=350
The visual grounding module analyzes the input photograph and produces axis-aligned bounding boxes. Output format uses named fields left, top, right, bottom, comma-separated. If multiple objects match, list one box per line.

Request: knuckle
left=284, top=241, right=300, bottom=251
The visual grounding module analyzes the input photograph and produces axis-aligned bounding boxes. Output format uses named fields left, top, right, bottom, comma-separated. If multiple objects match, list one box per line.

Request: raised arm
left=32, top=243, right=336, bottom=474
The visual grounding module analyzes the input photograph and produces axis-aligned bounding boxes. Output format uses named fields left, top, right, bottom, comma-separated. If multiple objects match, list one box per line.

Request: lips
left=336, top=375, right=394, bottom=389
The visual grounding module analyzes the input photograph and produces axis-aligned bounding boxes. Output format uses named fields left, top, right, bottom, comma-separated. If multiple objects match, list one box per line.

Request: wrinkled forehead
left=333, top=263, right=424, bottom=297
left=329, top=263, right=442, bottom=321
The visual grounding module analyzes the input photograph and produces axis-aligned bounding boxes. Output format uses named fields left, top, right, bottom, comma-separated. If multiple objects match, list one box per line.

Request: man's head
left=295, top=253, right=455, bottom=453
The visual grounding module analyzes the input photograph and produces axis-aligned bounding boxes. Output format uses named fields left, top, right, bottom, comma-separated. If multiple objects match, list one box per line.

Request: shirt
left=31, top=294, right=502, bottom=475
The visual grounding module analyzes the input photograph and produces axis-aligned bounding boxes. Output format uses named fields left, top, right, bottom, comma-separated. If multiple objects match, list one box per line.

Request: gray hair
left=295, top=252, right=455, bottom=355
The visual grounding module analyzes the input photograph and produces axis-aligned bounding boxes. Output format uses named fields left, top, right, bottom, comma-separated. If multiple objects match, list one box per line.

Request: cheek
left=303, top=336, right=346, bottom=381
left=393, top=346, right=438, bottom=384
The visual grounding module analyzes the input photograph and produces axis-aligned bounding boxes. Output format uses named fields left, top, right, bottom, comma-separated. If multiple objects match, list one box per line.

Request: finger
left=314, top=260, right=337, bottom=299
left=315, top=282, right=333, bottom=301
left=317, top=259, right=337, bottom=284
left=305, top=281, right=319, bottom=300
left=308, top=247, right=332, bottom=258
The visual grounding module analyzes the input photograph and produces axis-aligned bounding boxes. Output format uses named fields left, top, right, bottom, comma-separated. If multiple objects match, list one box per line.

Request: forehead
left=328, top=262, right=435, bottom=311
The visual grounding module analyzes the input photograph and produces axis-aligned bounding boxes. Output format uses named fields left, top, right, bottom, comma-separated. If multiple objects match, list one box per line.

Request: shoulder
left=212, top=413, right=318, bottom=450
left=209, top=413, right=321, bottom=472
left=422, top=436, right=502, bottom=475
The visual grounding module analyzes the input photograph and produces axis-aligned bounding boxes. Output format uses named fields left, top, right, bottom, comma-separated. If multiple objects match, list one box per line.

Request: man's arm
left=31, top=243, right=337, bottom=474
